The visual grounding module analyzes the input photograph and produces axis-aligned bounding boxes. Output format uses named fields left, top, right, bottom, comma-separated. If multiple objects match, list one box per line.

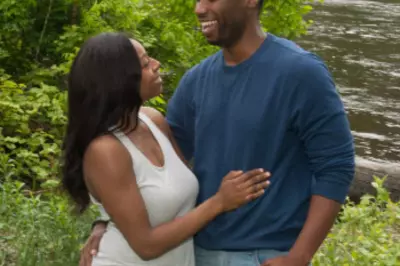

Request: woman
left=61, top=32, right=270, bottom=266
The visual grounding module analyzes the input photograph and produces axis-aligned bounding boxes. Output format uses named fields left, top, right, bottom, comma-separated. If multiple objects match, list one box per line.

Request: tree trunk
left=348, top=157, right=400, bottom=203
left=71, top=0, right=79, bottom=25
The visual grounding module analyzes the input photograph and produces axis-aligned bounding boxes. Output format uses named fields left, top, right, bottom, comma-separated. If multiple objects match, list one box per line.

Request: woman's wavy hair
left=61, top=32, right=142, bottom=213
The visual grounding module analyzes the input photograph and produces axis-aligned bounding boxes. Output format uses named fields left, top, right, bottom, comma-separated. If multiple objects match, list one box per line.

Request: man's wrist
left=91, top=219, right=109, bottom=231
left=287, top=250, right=311, bottom=265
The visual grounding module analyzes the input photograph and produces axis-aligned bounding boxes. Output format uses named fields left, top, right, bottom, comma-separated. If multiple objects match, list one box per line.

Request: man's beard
left=207, top=22, right=246, bottom=48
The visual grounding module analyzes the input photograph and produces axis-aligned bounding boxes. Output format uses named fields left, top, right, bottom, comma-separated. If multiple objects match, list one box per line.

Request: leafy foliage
left=0, top=0, right=318, bottom=92
left=0, top=72, right=66, bottom=191
left=313, top=177, right=400, bottom=265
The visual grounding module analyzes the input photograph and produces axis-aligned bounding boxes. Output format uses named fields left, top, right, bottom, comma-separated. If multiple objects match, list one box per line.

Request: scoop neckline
left=135, top=112, right=166, bottom=171
left=114, top=112, right=166, bottom=172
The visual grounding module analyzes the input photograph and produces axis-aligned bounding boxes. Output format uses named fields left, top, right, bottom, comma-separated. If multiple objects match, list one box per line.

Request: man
left=81, top=0, right=355, bottom=265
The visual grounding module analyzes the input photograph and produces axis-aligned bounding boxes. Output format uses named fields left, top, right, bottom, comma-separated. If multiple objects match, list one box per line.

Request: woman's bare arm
left=83, top=135, right=269, bottom=261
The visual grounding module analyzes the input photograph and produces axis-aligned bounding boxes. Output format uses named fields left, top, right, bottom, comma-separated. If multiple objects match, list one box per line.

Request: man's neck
left=222, top=24, right=266, bottom=66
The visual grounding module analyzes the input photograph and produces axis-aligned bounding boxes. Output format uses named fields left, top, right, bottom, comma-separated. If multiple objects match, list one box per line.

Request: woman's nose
left=152, top=58, right=160, bottom=72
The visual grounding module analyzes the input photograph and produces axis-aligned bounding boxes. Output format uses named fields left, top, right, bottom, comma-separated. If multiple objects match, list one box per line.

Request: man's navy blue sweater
left=166, top=33, right=355, bottom=251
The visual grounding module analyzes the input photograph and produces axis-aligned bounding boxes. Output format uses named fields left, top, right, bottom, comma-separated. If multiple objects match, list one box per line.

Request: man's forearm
left=288, top=195, right=341, bottom=264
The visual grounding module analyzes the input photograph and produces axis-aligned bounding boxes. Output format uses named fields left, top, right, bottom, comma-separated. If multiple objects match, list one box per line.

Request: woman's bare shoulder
left=84, top=134, right=131, bottom=174
left=140, top=106, right=169, bottom=134
left=86, top=134, right=124, bottom=157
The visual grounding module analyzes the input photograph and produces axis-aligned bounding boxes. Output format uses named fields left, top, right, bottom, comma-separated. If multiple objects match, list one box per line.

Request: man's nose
left=195, top=1, right=207, bottom=17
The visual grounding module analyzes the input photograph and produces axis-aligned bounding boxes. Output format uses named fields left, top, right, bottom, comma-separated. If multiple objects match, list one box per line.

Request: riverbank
left=1, top=177, right=399, bottom=266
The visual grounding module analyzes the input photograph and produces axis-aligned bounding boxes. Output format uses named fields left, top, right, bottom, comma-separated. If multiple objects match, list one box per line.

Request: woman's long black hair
left=61, top=32, right=143, bottom=213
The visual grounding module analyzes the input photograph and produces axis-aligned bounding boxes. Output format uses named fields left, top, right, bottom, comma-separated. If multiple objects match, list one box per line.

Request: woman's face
left=130, top=39, right=163, bottom=101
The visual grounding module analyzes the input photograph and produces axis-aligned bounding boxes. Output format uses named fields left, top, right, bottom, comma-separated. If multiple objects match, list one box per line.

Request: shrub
left=0, top=72, right=66, bottom=191
left=313, top=177, right=400, bottom=265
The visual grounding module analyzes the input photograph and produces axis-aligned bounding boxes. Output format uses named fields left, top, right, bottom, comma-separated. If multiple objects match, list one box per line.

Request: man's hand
left=261, top=255, right=308, bottom=266
left=79, top=222, right=107, bottom=266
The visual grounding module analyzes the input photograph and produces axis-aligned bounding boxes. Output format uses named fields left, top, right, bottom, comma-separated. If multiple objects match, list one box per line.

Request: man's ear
left=246, top=0, right=258, bottom=9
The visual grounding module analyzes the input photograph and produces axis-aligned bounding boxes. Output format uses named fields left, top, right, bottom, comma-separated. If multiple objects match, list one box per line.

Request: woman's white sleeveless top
left=90, top=112, right=199, bottom=266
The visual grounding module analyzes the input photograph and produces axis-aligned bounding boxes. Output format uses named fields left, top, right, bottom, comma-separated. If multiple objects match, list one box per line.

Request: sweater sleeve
left=291, top=54, right=355, bottom=204
left=166, top=71, right=196, bottom=162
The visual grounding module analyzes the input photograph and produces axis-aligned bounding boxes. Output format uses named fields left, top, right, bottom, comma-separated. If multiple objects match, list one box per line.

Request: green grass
left=1, top=176, right=399, bottom=266
left=0, top=179, right=97, bottom=266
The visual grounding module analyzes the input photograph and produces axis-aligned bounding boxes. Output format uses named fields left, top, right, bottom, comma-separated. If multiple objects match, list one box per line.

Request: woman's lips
left=154, top=76, right=162, bottom=84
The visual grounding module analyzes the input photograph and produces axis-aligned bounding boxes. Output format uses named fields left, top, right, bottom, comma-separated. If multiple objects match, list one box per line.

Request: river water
left=297, top=0, right=400, bottom=165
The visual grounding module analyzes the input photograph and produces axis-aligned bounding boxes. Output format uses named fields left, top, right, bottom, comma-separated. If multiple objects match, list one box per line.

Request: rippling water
left=297, top=0, right=400, bottom=164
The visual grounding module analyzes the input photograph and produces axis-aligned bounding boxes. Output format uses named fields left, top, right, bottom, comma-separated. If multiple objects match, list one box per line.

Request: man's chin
left=205, top=37, right=222, bottom=47
left=201, top=32, right=221, bottom=46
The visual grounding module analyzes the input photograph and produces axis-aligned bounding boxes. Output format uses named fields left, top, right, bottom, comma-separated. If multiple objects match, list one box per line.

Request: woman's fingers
left=246, top=186, right=267, bottom=201
left=247, top=180, right=270, bottom=194
left=234, top=169, right=268, bottom=183
left=237, top=172, right=270, bottom=189
left=224, top=170, right=244, bottom=180
left=241, top=172, right=271, bottom=200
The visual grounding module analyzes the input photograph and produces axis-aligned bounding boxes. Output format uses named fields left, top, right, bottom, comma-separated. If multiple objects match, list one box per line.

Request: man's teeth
left=201, top=21, right=217, bottom=29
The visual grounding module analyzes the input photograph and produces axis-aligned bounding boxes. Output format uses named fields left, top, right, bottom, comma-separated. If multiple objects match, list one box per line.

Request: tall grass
left=0, top=178, right=97, bottom=266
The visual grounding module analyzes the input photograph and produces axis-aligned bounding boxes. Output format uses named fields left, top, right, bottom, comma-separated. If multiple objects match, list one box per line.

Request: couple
left=62, top=0, right=355, bottom=265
